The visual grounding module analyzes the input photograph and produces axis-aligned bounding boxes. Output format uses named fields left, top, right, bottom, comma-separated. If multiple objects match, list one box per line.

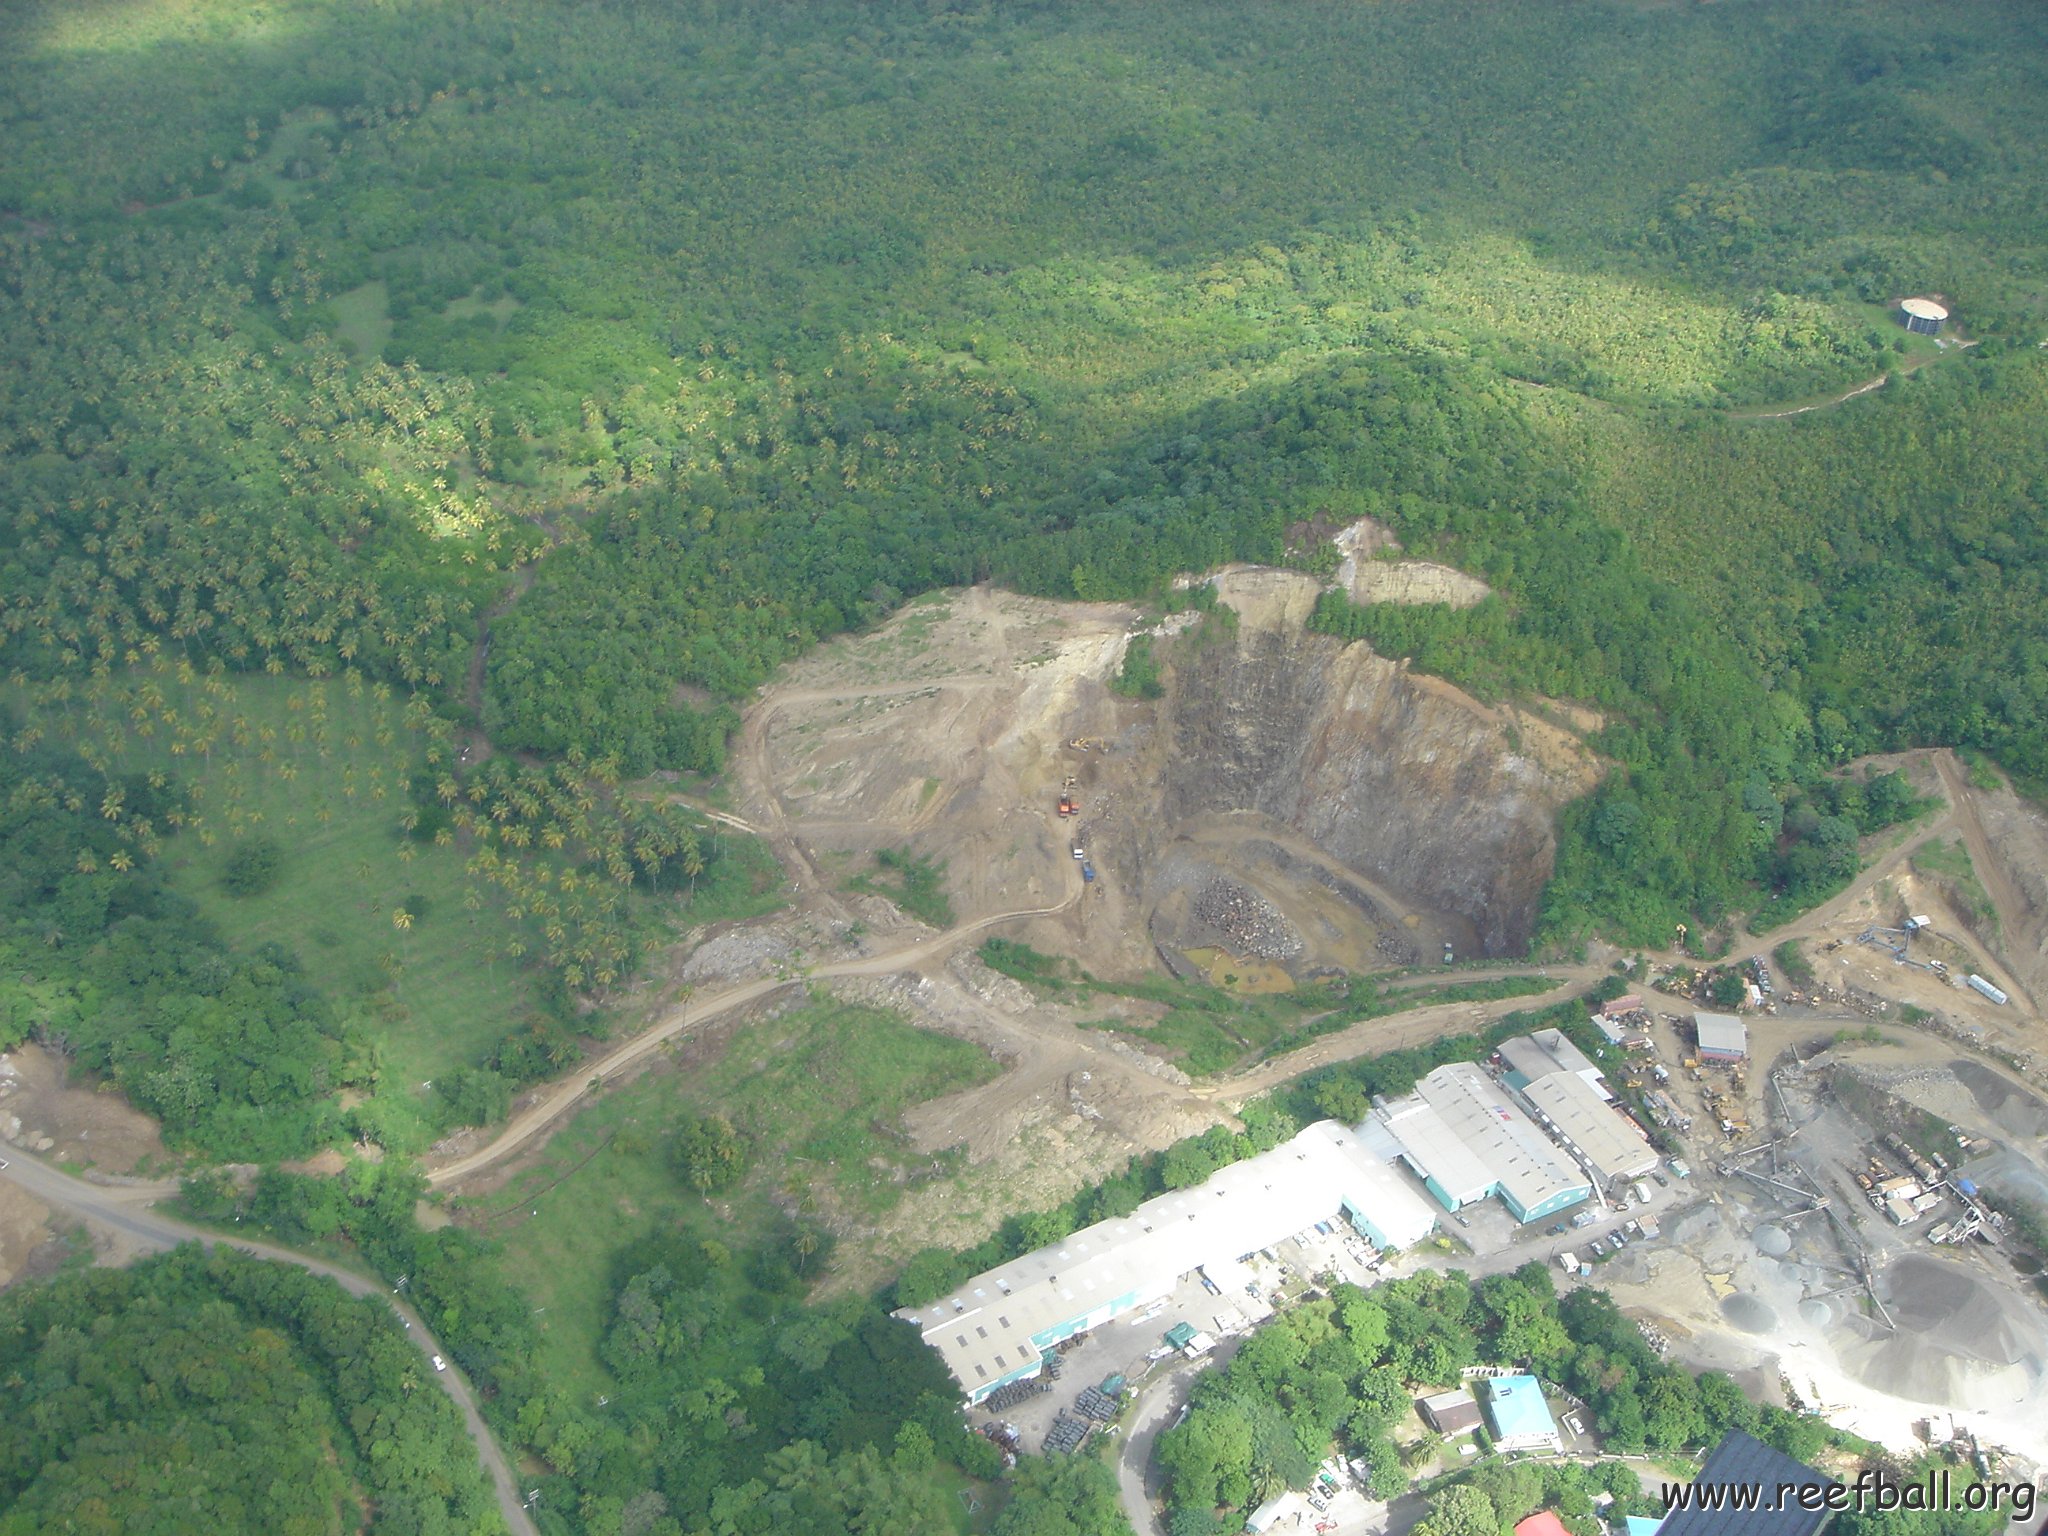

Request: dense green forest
left=221, top=1157, right=1127, bottom=1535
left=0, top=1245, right=498, bottom=1535
left=2, top=0, right=2044, bottom=991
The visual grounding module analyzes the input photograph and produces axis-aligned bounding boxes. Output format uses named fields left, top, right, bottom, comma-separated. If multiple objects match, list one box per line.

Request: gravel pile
left=1191, top=878, right=1302, bottom=961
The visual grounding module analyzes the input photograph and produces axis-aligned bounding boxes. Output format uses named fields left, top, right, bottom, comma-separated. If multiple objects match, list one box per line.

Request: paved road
left=0, top=1151, right=539, bottom=1536
left=1114, top=1337, right=1245, bottom=1536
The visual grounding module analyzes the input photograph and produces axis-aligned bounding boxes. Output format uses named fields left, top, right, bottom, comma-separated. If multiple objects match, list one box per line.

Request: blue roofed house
left=1481, top=1374, right=1562, bottom=1453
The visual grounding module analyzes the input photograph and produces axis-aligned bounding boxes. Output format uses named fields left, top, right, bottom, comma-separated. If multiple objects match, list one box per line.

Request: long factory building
left=903, top=1037, right=1657, bottom=1401
left=897, top=1119, right=1441, bottom=1404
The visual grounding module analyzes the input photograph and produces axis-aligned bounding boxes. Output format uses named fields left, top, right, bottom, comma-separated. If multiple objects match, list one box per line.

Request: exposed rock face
left=1160, top=569, right=1598, bottom=955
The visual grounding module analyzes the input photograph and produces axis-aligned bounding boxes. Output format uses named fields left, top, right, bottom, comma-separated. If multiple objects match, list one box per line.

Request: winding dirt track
left=426, top=880, right=1083, bottom=1186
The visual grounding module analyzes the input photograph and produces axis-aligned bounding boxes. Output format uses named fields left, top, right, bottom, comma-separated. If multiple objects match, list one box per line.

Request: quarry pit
left=736, top=567, right=1599, bottom=990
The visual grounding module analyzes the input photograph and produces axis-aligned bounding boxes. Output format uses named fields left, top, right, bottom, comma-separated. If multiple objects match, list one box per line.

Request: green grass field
left=1910, top=838, right=2000, bottom=937
left=462, top=996, right=997, bottom=1400
left=12, top=671, right=543, bottom=1140
left=10, top=668, right=786, bottom=1150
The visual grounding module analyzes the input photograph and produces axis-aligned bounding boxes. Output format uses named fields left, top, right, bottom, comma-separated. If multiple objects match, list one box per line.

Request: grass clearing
left=1773, top=939, right=1816, bottom=989
left=982, top=938, right=1553, bottom=1074
left=463, top=996, right=997, bottom=1398
left=1910, top=838, right=2000, bottom=938
left=10, top=668, right=784, bottom=1151
left=844, top=845, right=955, bottom=927
left=10, top=673, right=540, bottom=1116
left=328, top=279, right=392, bottom=360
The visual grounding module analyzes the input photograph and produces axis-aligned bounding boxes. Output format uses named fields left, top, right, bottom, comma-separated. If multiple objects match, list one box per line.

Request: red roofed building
left=1514, top=1514, right=1572, bottom=1536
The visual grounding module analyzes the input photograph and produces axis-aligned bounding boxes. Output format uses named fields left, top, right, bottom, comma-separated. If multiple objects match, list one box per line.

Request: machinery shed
left=1519, top=1071, right=1659, bottom=1188
left=1693, top=1011, right=1748, bottom=1062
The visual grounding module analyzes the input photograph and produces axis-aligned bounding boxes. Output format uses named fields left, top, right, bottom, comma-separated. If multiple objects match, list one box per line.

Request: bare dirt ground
left=0, top=1046, right=176, bottom=1289
left=739, top=574, right=1598, bottom=981
left=1332, top=516, right=1492, bottom=608
left=0, top=1046, right=168, bottom=1175
left=0, top=1180, right=59, bottom=1290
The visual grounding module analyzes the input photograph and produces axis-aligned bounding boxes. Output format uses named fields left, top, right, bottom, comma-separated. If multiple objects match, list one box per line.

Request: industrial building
left=1377, top=1064, right=1592, bottom=1223
left=1517, top=1070, right=1660, bottom=1188
left=1481, top=1374, right=1562, bottom=1453
left=896, top=1120, right=1439, bottom=1403
left=1373, top=1091, right=1501, bottom=1212
left=1898, top=296, right=1948, bottom=336
left=1497, top=1027, right=1658, bottom=1188
left=1498, top=1029, right=1609, bottom=1099
left=1694, top=1012, right=1748, bottom=1063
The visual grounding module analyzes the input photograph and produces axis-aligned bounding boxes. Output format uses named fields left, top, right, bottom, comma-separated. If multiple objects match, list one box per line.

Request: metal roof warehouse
left=1693, top=1011, right=1748, bottom=1061
left=896, top=1120, right=1440, bottom=1403
left=1374, top=1089, right=1501, bottom=1211
left=1517, top=1070, right=1659, bottom=1188
left=1408, top=1063, right=1590, bottom=1223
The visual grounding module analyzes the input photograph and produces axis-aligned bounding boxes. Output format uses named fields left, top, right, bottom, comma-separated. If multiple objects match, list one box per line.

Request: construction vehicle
left=1058, top=795, right=1075, bottom=817
left=1069, top=738, right=1106, bottom=752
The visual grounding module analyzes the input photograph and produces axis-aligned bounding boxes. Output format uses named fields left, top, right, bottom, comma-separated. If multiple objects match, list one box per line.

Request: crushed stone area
left=1190, top=877, right=1304, bottom=962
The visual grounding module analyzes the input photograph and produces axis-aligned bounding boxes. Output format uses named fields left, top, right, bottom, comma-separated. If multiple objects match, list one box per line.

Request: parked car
left=432, top=1355, right=447, bottom=1372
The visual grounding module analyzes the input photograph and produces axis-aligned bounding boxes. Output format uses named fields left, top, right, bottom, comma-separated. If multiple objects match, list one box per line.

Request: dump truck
left=1057, top=795, right=1075, bottom=818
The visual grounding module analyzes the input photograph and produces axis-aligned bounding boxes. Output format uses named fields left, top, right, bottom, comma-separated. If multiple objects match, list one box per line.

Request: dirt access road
left=1934, top=752, right=2043, bottom=1012
left=0, top=1151, right=539, bottom=1536
left=427, top=876, right=1085, bottom=1186
left=433, top=740, right=2004, bottom=1193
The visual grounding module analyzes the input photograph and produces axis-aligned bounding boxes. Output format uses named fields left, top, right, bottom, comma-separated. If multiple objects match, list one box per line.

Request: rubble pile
left=1191, top=878, right=1303, bottom=962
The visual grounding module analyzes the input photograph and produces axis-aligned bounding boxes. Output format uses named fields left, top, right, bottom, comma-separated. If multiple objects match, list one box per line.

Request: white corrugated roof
left=897, top=1120, right=1438, bottom=1397
left=1375, top=1091, right=1499, bottom=1206
left=1694, top=1012, right=1748, bottom=1054
left=1520, top=1071, right=1659, bottom=1185
left=1416, top=1063, right=1589, bottom=1217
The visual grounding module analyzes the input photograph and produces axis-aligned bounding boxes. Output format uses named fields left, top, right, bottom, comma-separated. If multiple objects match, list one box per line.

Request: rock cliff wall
left=1159, top=570, right=1598, bottom=955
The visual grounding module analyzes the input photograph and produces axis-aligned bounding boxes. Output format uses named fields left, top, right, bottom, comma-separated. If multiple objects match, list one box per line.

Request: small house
left=1419, top=1388, right=1483, bottom=1436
